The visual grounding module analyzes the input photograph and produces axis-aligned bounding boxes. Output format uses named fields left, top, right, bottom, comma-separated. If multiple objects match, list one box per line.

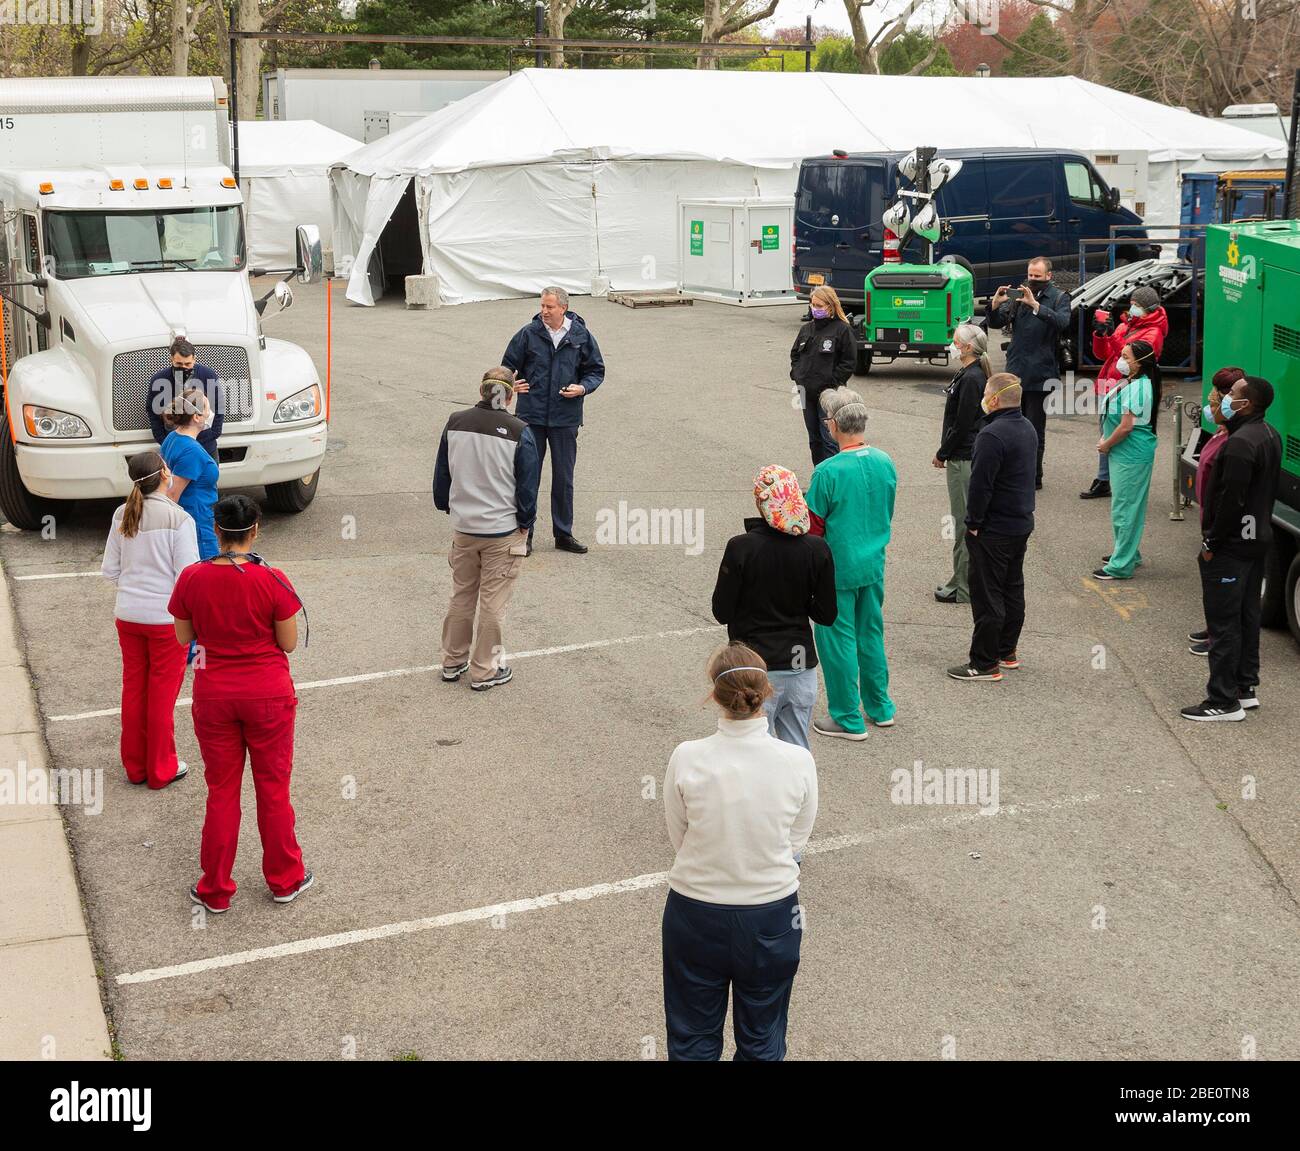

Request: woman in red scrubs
left=169, top=493, right=312, bottom=913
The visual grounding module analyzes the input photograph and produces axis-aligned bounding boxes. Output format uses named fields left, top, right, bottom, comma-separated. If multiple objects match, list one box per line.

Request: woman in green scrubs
left=806, top=388, right=898, bottom=740
left=1094, top=340, right=1160, bottom=581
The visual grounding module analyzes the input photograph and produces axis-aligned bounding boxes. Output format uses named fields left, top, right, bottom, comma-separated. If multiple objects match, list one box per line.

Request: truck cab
left=0, top=76, right=326, bottom=531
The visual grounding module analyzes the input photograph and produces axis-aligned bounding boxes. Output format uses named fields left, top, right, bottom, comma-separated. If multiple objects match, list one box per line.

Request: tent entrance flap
left=342, top=173, right=413, bottom=306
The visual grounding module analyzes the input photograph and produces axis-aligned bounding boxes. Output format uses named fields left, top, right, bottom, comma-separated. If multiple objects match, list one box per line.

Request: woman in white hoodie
left=101, top=449, right=199, bottom=789
left=662, top=642, right=818, bottom=1061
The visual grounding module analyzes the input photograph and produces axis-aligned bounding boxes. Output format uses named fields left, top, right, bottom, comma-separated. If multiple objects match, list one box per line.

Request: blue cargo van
left=794, top=148, right=1155, bottom=308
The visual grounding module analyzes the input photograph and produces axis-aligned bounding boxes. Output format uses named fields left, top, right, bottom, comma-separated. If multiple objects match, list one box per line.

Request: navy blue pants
left=662, top=888, right=802, bottom=1061
left=528, top=424, right=578, bottom=540
left=801, top=388, right=840, bottom=466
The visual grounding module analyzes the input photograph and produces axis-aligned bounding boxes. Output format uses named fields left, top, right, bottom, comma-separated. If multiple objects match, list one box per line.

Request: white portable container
left=0, top=76, right=328, bottom=531
left=677, top=198, right=796, bottom=307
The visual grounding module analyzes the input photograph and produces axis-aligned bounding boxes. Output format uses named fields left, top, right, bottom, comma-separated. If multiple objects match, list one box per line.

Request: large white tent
left=330, top=69, right=1287, bottom=307
left=237, top=119, right=362, bottom=270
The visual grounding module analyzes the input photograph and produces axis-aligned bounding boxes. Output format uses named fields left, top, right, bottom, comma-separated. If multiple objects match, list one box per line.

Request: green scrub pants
left=814, top=580, right=895, bottom=732
left=1102, top=439, right=1156, bottom=579
left=936, top=458, right=972, bottom=602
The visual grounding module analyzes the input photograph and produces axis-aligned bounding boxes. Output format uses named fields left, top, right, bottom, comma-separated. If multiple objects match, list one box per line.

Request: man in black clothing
left=948, top=373, right=1038, bottom=682
left=1182, top=375, right=1282, bottom=722
left=148, top=337, right=224, bottom=462
left=712, top=465, right=837, bottom=749
left=986, top=256, right=1070, bottom=490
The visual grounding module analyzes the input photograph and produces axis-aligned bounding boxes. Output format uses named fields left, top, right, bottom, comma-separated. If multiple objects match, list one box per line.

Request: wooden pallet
left=606, top=290, right=693, bottom=309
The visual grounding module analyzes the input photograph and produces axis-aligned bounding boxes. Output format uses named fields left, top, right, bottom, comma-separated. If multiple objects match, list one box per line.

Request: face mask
left=1116, top=358, right=1132, bottom=377
left=811, top=306, right=830, bottom=320
left=1129, top=305, right=1146, bottom=318
left=1221, top=395, right=1239, bottom=419
left=1028, top=281, right=1047, bottom=296
left=948, top=343, right=963, bottom=358
left=1203, top=403, right=1216, bottom=423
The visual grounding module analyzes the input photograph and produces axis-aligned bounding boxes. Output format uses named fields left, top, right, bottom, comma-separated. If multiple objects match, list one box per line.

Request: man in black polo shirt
left=148, top=337, right=223, bottom=461
left=1182, top=375, right=1282, bottom=722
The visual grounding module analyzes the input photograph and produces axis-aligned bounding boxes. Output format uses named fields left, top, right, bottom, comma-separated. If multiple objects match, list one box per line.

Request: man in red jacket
left=1080, top=285, right=1168, bottom=499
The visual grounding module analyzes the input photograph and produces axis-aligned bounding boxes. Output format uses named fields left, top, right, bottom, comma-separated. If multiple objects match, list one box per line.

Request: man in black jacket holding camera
left=1182, top=375, right=1282, bottom=722
left=986, top=257, right=1071, bottom=491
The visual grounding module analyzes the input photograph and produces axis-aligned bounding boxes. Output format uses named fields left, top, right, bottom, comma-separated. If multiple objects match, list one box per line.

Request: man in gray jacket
left=434, top=369, right=541, bottom=691
left=986, top=256, right=1071, bottom=490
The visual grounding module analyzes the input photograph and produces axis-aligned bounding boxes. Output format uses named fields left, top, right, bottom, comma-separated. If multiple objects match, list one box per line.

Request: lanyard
left=203, top=551, right=309, bottom=648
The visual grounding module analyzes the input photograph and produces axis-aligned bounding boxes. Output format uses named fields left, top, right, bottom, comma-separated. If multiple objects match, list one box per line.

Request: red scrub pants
left=115, top=619, right=188, bottom=788
left=191, top=695, right=305, bottom=909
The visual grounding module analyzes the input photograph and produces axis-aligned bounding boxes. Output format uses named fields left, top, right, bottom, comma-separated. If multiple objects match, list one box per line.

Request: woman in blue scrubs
left=162, top=388, right=220, bottom=559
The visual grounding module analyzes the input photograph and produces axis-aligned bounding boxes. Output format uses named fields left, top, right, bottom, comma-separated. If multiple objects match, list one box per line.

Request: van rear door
left=987, top=156, right=1064, bottom=286
left=794, top=157, right=887, bottom=308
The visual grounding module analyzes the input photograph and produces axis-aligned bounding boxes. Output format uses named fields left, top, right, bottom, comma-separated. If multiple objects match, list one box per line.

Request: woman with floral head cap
left=711, top=465, right=838, bottom=750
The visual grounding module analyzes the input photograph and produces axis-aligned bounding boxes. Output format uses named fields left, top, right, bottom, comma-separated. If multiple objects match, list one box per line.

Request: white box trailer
left=677, top=198, right=796, bottom=307
left=362, top=110, right=429, bottom=145
left=0, top=76, right=327, bottom=531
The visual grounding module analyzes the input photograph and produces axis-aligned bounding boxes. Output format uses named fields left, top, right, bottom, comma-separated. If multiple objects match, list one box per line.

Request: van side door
left=933, top=159, right=990, bottom=292
left=986, top=156, right=1062, bottom=287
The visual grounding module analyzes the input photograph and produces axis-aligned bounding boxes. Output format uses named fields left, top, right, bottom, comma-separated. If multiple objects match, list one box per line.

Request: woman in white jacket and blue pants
left=662, top=642, right=818, bottom=1060
left=101, top=450, right=199, bottom=789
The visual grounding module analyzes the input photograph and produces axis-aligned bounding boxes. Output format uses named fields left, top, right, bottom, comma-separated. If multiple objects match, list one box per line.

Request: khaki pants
left=441, top=531, right=523, bottom=681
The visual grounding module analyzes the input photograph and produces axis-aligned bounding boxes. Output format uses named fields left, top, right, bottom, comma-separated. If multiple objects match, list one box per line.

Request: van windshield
left=44, top=207, right=245, bottom=278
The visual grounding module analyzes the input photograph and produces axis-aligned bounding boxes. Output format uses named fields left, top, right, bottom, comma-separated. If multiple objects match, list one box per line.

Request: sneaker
left=812, top=714, right=869, bottom=741
left=947, top=664, right=1002, bottom=681
left=870, top=716, right=896, bottom=728
left=934, top=588, right=959, bottom=604
left=441, top=661, right=469, bottom=682
left=1080, top=480, right=1112, bottom=499
left=273, top=871, right=315, bottom=904
left=189, top=885, right=228, bottom=914
left=1238, top=689, right=1259, bottom=710
left=1091, top=568, right=1118, bottom=581
left=1180, top=701, right=1245, bottom=722
left=1188, top=629, right=1209, bottom=643
left=160, top=762, right=189, bottom=788
left=471, top=666, right=513, bottom=692
left=1188, top=639, right=1210, bottom=656
left=998, top=654, right=1021, bottom=669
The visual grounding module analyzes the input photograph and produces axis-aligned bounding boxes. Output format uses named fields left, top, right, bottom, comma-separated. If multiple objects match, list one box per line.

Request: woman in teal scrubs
left=162, top=389, right=221, bottom=560
left=1094, top=340, right=1159, bottom=581
left=805, top=387, right=898, bottom=740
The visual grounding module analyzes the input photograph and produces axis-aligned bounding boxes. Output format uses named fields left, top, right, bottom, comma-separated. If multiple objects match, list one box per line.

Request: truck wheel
left=1260, top=540, right=1288, bottom=629
left=1285, top=552, right=1300, bottom=648
left=265, top=469, right=320, bottom=514
left=0, top=415, right=65, bottom=531
left=853, top=347, right=873, bottom=376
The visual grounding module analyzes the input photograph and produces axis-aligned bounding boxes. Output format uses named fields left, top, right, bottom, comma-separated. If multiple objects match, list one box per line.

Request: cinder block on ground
left=405, top=275, right=442, bottom=309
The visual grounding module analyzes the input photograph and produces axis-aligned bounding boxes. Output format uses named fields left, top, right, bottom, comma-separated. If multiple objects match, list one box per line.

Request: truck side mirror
left=1104, top=187, right=1121, bottom=212
left=295, top=224, right=322, bottom=285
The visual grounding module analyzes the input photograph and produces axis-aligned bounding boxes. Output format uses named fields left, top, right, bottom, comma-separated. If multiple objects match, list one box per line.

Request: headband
left=713, top=666, right=767, bottom=682
left=214, top=522, right=256, bottom=533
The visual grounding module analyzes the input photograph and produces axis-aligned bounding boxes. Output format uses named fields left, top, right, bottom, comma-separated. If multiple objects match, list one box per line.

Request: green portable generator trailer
left=1179, top=219, right=1300, bottom=644
left=858, top=260, right=974, bottom=373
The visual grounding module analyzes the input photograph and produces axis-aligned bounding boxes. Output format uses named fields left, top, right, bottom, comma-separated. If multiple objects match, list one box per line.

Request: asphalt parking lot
left=3, top=283, right=1299, bottom=1060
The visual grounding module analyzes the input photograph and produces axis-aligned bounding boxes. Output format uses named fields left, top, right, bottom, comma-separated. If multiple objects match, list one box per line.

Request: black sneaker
left=1091, top=568, right=1118, bottom=581
left=555, top=534, right=588, bottom=555
left=1188, top=629, right=1209, bottom=643
left=1188, top=639, right=1210, bottom=656
left=441, top=661, right=469, bottom=682
left=934, top=588, right=959, bottom=603
left=189, top=885, right=228, bottom=914
left=273, top=871, right=315, bottom=904
left=1180, top=700, right=1245, bottom=722
left=1238, top=689, right=1259, bottom=710
left=947, top=664, right=1002, bottom=682
left=1080, top=480, right=1112, bottom=499
left=471, top=666, right=513, bottom=692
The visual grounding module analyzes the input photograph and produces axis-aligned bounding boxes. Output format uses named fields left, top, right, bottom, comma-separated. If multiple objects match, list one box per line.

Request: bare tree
left=232, top=0, right=294, bottom=118
left=842, top=0, right=945, bottom=74
left=547, top=0, right=579, bottom=68
left=173, top=1, right=216, bottom=77
left=699, top=1, right=780, bottom=69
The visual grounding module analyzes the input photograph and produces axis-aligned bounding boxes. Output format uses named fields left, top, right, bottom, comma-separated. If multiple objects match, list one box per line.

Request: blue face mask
left=1203, top=403, right=1216, bottom=423
left=1221, top=394, right=1239, bottom=419
left=1129, top=305, right=1146, bottom=318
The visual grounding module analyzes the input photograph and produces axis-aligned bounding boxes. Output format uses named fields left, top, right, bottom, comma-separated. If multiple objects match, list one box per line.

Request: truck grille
left=112, top=345, right=253, bottom=432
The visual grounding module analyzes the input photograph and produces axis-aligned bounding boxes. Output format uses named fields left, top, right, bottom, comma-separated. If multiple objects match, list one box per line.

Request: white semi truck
left=0, top=76, right=326, bottom=531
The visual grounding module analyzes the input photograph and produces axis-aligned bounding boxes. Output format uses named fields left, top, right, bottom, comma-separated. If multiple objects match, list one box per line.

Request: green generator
left=1181, top=218, right=1300, bottom=641
left=861, top=260, right=974, bottom=371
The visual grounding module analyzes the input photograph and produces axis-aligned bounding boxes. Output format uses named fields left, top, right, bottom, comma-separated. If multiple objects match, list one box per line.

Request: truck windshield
left=43, top=207, right=245, bottom=278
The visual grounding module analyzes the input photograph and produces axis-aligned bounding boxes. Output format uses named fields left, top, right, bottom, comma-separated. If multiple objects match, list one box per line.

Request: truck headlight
left=22, top=405, right=91, bottom=439
left=273, top=384, right=321, bottom=423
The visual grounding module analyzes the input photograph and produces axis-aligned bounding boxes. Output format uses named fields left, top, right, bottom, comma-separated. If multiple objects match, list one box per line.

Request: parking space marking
left=45, top=625, right=724, bottom=723
left=115, top=790, right=1109, bottom=987
left=12, top=570, right=103, bottom=581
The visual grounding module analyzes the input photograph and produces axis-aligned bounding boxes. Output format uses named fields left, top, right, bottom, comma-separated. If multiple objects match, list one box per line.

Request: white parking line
left=115, top=791, right=1106, bottom=987
left=12, top=570, right=104, bottom=581
left=46, top=625, right=723, bottom=723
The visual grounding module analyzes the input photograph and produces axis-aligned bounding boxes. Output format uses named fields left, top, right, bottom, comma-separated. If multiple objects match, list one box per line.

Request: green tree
left=878, top=29, right=956, bottom=77
left=1000, top=11, right=1069, bottom=78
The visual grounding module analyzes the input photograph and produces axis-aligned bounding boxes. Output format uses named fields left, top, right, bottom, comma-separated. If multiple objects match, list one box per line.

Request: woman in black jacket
left=933, top=323, right=990, bottom=603
left=790, top=286, right=856, bottom=466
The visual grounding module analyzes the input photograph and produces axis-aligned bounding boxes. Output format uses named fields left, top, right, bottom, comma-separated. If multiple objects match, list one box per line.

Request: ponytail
left=121, top=450, right=166, bottom=538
